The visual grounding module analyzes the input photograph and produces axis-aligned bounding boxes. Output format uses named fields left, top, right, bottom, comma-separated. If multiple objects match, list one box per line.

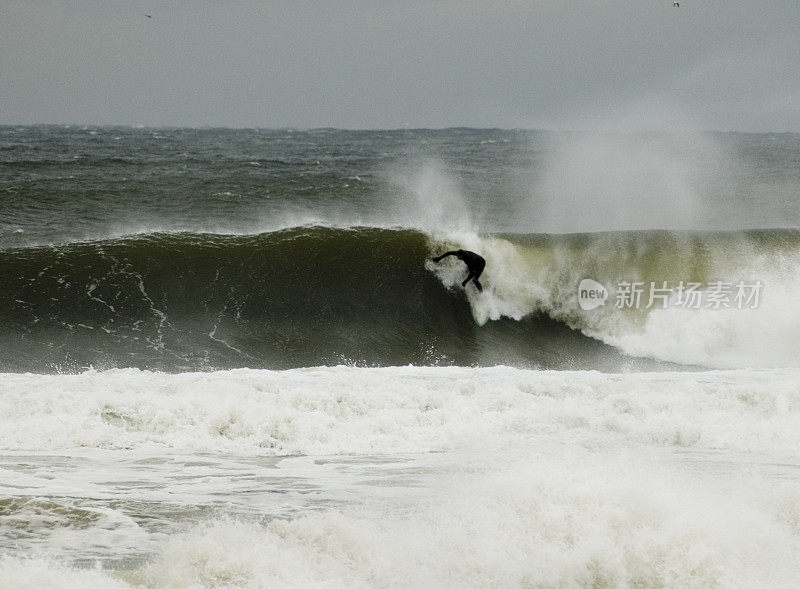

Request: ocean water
left=2, top=126, right=800, bottom=587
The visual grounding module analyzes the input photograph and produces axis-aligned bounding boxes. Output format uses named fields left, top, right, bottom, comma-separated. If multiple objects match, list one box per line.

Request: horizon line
left=1, top=123, right=798, bottom=134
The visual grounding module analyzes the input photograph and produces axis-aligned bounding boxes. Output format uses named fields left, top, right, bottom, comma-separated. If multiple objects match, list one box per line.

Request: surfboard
left=468, top=289, right=490, bottom=326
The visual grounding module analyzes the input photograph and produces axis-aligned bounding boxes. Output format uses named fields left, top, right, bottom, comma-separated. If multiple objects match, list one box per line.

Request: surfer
left=432, top=250, right=486, bottom=291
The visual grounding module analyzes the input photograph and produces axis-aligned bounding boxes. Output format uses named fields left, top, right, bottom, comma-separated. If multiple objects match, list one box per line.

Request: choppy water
left=2, top=126, right=800, bottom=587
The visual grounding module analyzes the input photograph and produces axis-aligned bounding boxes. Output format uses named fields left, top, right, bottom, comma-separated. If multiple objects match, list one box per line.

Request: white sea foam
left=138, top=460, right=800, bottom=588
left=3, top=449, right=800, bottom=588
left=1, top=366, right=799, bottom=456
left=0, top=557, right=129, bottom=589
left=608, top=279, right=800, bottom=368
left=3, top=366, right=800, bottom=586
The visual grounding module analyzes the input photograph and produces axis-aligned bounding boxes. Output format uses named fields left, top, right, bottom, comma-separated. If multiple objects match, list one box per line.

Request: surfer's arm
left=432, top=251, right=459, bottom=263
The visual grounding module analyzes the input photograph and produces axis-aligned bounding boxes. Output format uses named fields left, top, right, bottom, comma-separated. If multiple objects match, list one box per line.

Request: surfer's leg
left=461, top=271, right=474, bottom=287
left=473, top=259, right=485, bottom=280
left=473, top=278, right=482, bottom=292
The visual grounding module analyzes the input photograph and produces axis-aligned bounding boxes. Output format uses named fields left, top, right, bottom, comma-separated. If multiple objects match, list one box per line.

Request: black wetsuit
left=432, top=250, right=486, bottom=291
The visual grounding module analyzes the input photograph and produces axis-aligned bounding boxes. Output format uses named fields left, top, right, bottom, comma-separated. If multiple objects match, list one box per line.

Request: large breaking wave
left=1, top=225, right=799, bottom=372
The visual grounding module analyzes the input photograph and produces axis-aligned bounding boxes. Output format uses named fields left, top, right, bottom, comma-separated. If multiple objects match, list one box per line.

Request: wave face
left=0, top=226, right=440, bottom=371
left=2, top=225, right=800, bottom=372
left=1, top=226, right=604, bottom=372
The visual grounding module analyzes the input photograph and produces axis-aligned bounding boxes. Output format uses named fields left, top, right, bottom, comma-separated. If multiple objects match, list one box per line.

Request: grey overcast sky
left=1, top=1, right=798, bottom=130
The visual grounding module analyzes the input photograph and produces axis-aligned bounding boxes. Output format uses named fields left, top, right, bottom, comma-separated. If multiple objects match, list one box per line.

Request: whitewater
left=2, top=126, right=800, bottom=587
left=3, top=367, right=800, bottom=586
